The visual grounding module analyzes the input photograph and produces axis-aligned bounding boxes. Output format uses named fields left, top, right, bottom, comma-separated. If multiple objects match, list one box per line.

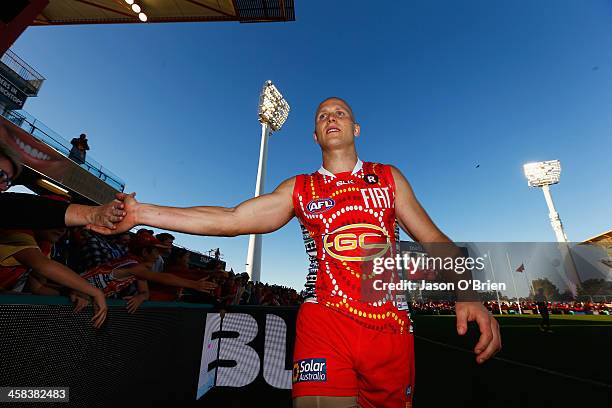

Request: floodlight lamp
left=523, top=160, right=561, bottom=187
left=125, top=0, right=134, bottom=5
left=258, top=80, right=290, bottom=131
left=132, top=4, right=141, bottom=13
left=138, top=12, right=148, bottom=22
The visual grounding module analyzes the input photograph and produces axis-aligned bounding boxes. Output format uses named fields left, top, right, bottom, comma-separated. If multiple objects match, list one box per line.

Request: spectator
left=152, top=232, right=174, bottom=272
left=220, top=275, right=238, bottom=306
left=250, top=284, right=263, bottom=305
left=149, top=247, right=188, bottom=301
left=81, top=234, right=216, bottom=313
left=0, top=227, right=107, bottom=328
left=232, top=274, right=248, bottom=305
left=75, top=228, right=128, bottom=273
left=241, top=279, right=254, bottom=305
left=14, top=228, right=88, bottom=313
left=149, top=247, right=213, bottom=302
left=68, top=133, right=89, bottom=164
left=111, top=231, right=131, bottom=256
left=136, top=228, right=154, bottom=236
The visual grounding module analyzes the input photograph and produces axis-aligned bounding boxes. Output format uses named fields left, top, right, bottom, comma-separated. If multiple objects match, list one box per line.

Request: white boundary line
left=415, top=335, right=612, bottom=389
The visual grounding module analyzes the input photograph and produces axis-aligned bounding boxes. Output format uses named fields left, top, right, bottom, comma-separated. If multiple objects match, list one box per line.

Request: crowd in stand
left=410, top=301, right=456, bottom=315
left=0, top=217, right=303, bottom=319
left=410, top=300, right=612, bottom=315
left=483, top=300, right=612, bottom=315
left=1, top=217, right=608, bottom=322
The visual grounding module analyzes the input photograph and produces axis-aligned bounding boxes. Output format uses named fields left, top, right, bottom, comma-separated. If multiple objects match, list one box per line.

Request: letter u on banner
left=263, top=314, right=292, bottom=389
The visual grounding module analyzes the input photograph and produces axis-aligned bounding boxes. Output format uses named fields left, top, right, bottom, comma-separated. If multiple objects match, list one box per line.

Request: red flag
left=516, top=263, right=525, bottom=273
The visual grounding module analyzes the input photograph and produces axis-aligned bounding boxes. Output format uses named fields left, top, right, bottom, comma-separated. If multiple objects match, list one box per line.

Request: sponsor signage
left=0, top=117, right=119, bottom=203
left=323, top=223, right=391, bottom=262
left=0, top=73, right=27, bottom=109
left=0, top=299, right=297, bottom=406
left=364, top=173, right=379, bottom=184
left=292, top=358, right=327, bottom=383
left=307, top=198, right=335, bottom=214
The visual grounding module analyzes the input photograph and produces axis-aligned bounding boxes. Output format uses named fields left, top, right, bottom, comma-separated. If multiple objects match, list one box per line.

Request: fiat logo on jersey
left=323, top=223, right=391, bottom=262
left=307, top=198, right=335, bottom=214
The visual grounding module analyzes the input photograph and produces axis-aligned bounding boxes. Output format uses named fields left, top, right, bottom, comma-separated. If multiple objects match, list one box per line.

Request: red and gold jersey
left=292, top=160, right=411, bottom=334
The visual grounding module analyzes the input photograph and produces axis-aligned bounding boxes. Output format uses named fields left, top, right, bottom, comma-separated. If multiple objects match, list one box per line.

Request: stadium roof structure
left=581, top=230, right=612, bottom=248
left=32, top=0, right=295, bottom=26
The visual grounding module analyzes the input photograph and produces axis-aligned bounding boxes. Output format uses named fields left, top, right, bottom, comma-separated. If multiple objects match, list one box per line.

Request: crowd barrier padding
left=0, top=295, right=297, bottom=407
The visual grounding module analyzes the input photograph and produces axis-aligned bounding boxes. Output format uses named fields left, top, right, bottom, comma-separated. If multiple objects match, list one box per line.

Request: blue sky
left=10, top=0, right=612, bottom=291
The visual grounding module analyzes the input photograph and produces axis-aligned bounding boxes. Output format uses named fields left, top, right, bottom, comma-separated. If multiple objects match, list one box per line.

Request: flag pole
left=487, top=251, right=503, bottom=315
left=522, top=259, right=534, bottom=298
left=506, top=252, right=522, bottom=314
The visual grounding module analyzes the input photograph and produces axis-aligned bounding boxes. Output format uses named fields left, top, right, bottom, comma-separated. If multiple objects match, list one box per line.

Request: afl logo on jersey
left=323, top=223, right=391, bottom=262
left=307, top=198, right=335, bottom=214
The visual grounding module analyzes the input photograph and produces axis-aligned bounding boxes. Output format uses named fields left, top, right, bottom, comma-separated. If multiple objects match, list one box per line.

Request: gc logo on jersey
left=293, top=358, right=327, bottom=383
left=323, top=223, right=391, bottom=262
left=307, top=198, right=335, bottom=214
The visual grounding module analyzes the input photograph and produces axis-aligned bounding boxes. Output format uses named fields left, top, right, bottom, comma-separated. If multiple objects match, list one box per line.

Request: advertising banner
left=0, top=73, right=27, bottom=109
left=0, top=117, right=119, bottom=203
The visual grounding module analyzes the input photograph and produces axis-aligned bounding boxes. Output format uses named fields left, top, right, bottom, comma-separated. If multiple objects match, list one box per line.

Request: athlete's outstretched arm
left=390, top=165, right=501, bottom=364
left=112, top=177, right=295, bottom=236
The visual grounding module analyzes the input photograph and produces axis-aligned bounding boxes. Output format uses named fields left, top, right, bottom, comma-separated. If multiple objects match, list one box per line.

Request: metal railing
left=1, top=109, right=125, bottom=191
left=1, top=50, right=45, bottom=94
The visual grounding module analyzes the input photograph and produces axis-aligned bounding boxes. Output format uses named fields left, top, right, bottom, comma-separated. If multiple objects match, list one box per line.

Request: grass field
left=412, top=314, right=612, bottom=407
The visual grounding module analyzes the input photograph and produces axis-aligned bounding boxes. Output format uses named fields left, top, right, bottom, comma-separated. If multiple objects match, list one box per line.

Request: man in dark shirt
left=68, top=133, right=90, bottom=164
left=535, top=287, right=552, bottom=333
left=1, top=140, right=126, bottom=232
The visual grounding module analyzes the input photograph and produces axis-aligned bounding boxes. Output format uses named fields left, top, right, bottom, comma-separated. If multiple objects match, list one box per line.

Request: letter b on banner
left=217, top=313, right=260, bottom=387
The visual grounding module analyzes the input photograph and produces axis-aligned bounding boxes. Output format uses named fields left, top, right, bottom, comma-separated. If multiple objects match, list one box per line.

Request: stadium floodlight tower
left=523, top=160, right=567, bottom=243
left=245, top=80, right=290, bottom=282
left=523, top=160, right=580, bottom=295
